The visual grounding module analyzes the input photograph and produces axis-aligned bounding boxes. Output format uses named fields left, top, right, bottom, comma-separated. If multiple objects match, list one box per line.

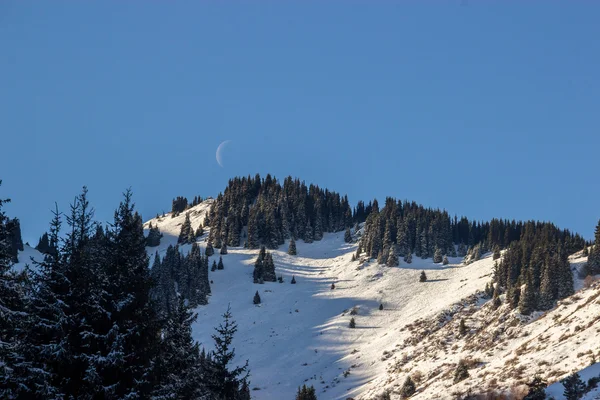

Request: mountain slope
left=144, top=201, right=497, bottom=399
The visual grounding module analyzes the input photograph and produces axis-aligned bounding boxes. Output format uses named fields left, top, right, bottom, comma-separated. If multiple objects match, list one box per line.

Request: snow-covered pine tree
left=207, top=305, right=249, bottom=398
left=217, top=256, right=224, bottom=270
left=386, top=246, right=399, bottom=267
left=263, top=252, right=276, bottom=282
left=442, top=255, right=449, bottom=265
left=404, top=251, right=412, bottom=264
left=178, top=212, right=194, bottom=244
left=220, top=243, right=228, bottom=255
left=205, top=241, right=214, bottom=256
left=253, top=291, right=261, bottom=305
left=344, top=227, right=352, bottom=243
left=433, top=247, right=443, bottom=263
left=288, top=237, right=297, bottom=255
left=419, top=271, right=427, bottom=282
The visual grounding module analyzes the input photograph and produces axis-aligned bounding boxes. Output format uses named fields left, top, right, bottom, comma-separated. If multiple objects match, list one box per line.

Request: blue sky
left=1, top=1, right=599, bottom=243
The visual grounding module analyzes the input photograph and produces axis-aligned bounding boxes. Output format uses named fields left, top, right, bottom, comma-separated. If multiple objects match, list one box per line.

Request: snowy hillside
left=143, top=200, right=502, bottom=399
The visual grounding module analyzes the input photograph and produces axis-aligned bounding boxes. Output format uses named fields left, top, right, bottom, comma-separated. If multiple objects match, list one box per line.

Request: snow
left=12, top=244, right=44, bottom=273
left=143, top=201, right=497, bottom=399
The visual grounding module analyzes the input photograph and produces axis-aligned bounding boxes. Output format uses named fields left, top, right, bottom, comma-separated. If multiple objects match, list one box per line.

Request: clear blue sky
left=1, top=1, right=599, bottom=243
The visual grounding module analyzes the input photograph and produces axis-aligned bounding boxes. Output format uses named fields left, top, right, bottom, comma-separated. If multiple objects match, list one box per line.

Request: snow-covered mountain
left=9, top=197, right=596, bottom=400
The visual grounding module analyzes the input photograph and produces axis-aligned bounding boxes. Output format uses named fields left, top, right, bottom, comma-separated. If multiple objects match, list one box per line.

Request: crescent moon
left=216, top=140, right=232, bottom=167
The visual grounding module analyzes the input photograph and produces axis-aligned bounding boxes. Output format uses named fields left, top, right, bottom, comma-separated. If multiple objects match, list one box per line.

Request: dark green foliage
left=205, top=241, right=214, bottom=256
left=349, top=317, right=356, bottom=328
left=206, top=174, right=353, bottom=250
left=442, top=255, right=449, bottom=265
left=253, top=291, right=261, bottom=305
left=291, top=276, right=296, bottom=284
left=561, top=372, right=586, bottom=400
left=211, top=260, right=217, bottom=272
left=288, top=237, right=297, bottom=255
left=253, top=246, right=276, bottom=283
left=453, top=359, right=469, bottom=383
left=295, top=384, right=317, bottom=400
left=331, top=283, right=335, bottom=290
left=195, top=225, right=204, bottom=238
left=419, top=271, right=427, bottom=282
left=586, top=220, right=600, bottom=275
left=5, top=217, right=23, bottom=263
left=171, top=196, right=188, bottom=215
left=492, top=285, right=502, bottom=309
left=178, top=212, right=196, bottom=244
left=35, top=232, right=50, bottom=254
left=523, top=376, right=547, bottom=400
left=220, top=243, right=228, bottom=255
left=404, top=251, right=412, bottom=264
left=400, top=375, right=416, bottom=398
left=146, top=222, right=162, bottom=247
left=218, top=256, right=224, bottom=270
left=494, top=222, right=579, bottom=313
left=493, top=244, right=501, bottom=260
left=386, top=246, right=399, bottom=267
left=208, top=305, right=249, bottom=398
left=344, top=228, right=352, bottom=243
left=379, top=303, right=383, bottom=310
left=433, top=247, right=443, bottom=263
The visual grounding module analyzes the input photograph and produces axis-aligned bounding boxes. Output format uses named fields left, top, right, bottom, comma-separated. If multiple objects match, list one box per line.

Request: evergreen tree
left=379, top=303, right=383, bottom=311
left=178, top=212, right=194, bottom=244
left=331, top=283, right=335, bottom=290
left=35, top=232, right=50, bottom=254
left=218, top=256, right=224, bottom=270
left=442, top=255, right=449, bottom=265
left=349, top=318, right=356, bottom=328
left=291, top=276, right=296, bottom=284
left=386, top=246, right=399, bottom=267
left=288, top=238, right=297, bottom=255
left=587, top=220, right=600, bottom=275
left=220, top=243, right=228, bottom=255
left=493, top=244, right=501, bottom=260
left=146, top=223, right=162, bottom=247
left=561, top=372, right=586, bottom=400
left=208, top=305, right=249, bottom=398
left=344, top=228, right=352, bottom=243
left=400, top=376, right=416, bottom=398
left=404, top=251, right=412, bottom=264
left=453, top=359, right=469, bottom=383
left=205, top=242, right=214, bottom=256
left=492, top=285, right=502, bottom=309
left=433, top=247, right=443, bottom=263
left=295, top=384, right=318, bottom=400
left=253, top=291, right=261, bottom=305
left=523, top=376, right=547, bottom=400
left=419, top=271, right=427, bottom=282
left=211, top=260, right=217, bottom=272
left=263, top=252, right=276, bottom=282
left=153, top=296, right=209, bottom=399
left=519, top=272, right=537, bottom=315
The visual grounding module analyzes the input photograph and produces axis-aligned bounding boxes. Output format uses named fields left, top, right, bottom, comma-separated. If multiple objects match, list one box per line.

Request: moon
left=216, top=140, right=232, bottom=167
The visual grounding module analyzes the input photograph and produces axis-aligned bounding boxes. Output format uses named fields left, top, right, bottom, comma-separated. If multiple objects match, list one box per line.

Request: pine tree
left=253, top=291, right=261, bottom=305
left=35, top=232, right=50, bottom=254
left=178, top=212, right=194, bottom=244
left=561, top=372, right=586, bottom=400
left=296, top=384, right=318, bottom=400
left=379, top=303, right=383, bottom=311
left=331, top=283, right=335, bottom=290
left=208, top=305, right=249, bottom=398
left=220, top=243, right=228, bottom=255
left=344, top=228, right=352, bottom=243
left=587, top=220, right=600, bottom=275
left=493, top=244, right=501, bottom=260
left=453, top=359, right=469, bottom=383
left=400, top=376, right=416, bottom=398
left=433, top=247, right=443, bottom=263
left=291, top=276, right=296, bottom=284
left=492, top=285, right=502, bottom=309
left=523, top=376, right=547, bottom=400
left=386, top=246, right=399, bottom=267
left=442, top=255, right=449, bottom=265
left=349, top=318, right=356, bottom=328
left=519, top=272, right=537, bottom=316
left=419, top=271, right=427, bottom=282
left=404, top=251, right=412, bottom=264
left=205, top=242, right=215, bottom=256
left=153, top=296, right=209, bottom=399
left=211, top=260, right=217, bottom=272
left=288, top=238, right=297, bottom=255
left=263, top=252, right=276, bottom=282
left=218, top=256, right=224, bottom=270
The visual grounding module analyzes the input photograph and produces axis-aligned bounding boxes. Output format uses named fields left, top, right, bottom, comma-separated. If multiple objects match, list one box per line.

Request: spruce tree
left=561, top=372, right=586, bottom=400
left=386, top=246, right=399, bottom=267
left=205, top=242, right=215, bottom=256
left=296, top=384, right=318, bottom=400
left=379, top=303, right=383, bottom=311
left=349, top=318, right=356, bottom=328
left=587, top=220, right=600, bottom=275
left=433, top=247, right=443, bottom=263
left=208, top=305, right=249, bottom=398
left=523, top=376, right=547, bottom=400
left=519, top=272, right=537, bottom=315
left=400, top=376, right=416, bottom=398
left=344, top=228, right=352, bottom=243
left=288, top=238, right=297, bottom=255
left=220, top=243, right=228, bottom=255
left=35, top=232, right=50, bottom=254
left=453, top=359, right=469, bottom=383
left=493, top=244, right=501, bottom=260
left=442, top=255, right=449, bottom=265
left=211, top=260, right=217, bottom=272
left=291, top=276, right=296, bottom=284
left=178, top=212, right=194, bottom=244
left=458, top=318, right=468, bottom=336
left=404, top=251, right=412, bottom=264
left=253, top=291, right=261, bottom=305
left=263, top=252, right=276, bottom=282
left=218, top=256, right=224, bottom=270
left=419, top=271, right=427, bottom=282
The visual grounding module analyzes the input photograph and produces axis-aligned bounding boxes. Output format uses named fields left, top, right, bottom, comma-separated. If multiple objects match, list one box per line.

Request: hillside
left=144, top=200, right=498, bottom=399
